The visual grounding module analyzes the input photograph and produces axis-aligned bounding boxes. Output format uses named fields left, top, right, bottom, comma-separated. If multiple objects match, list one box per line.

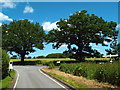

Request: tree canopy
left=2, top=19, right=45, bottom=63
left=47, top=10, right=118, bottom=61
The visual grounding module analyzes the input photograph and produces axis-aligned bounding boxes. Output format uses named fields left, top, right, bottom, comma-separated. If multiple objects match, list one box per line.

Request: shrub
left=74, top=66, right=87, bottom=77
left=48, top=62, right=55, bottom=69
left=2, top=49, right=10, bottom=79
left=60, top=62, right=120, bottom=86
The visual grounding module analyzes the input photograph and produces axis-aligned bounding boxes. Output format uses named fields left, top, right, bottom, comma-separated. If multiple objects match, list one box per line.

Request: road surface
left=14, top=66, right=67, bottom=89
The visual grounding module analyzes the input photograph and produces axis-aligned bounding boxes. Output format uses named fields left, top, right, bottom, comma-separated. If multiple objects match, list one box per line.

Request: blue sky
left=1, top=1, right=119, bottom=57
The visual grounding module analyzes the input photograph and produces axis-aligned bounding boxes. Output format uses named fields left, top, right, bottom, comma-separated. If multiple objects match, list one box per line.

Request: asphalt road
left=14, top=66, right=67, bottom=89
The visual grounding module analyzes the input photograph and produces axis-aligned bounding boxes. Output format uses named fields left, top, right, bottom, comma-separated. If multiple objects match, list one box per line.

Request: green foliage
left=60, top=63, right=120, bottom=86
left=2, top=49, right=10, bottom=79
left=0, top=70, right=15, bottom=89
left=25, top=56, right=32, bottom=59
left=117, top=43, right=120, bottom=56
left=106, top=41, right=119, bottom=55
left=94, top=63, right=120, bottom=86
left=46, top=53, right=66, bottom=58
left=36, top=56, right=45, bottom=58
left=2, top=19, right=45, bottom=62
left=13, top=60, right=42, bottom=65
left=74, top=66, right=87, bottom=77
left=48, top=62, right=55, bottom=69
left=47, top=10, right=118, bottom=61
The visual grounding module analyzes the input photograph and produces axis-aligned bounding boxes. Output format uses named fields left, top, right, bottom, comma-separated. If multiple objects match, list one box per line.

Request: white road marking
left=13, top=69, right=19, bottom=89
left=39, top=69, right=66, bottom=89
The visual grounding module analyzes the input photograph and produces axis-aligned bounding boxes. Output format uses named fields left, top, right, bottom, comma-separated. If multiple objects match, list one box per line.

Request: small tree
left=2, top=49, right=10, bottom=79
left=47, top=10, right=118, bottom=61
left=2, top=19, right=45, bottom=63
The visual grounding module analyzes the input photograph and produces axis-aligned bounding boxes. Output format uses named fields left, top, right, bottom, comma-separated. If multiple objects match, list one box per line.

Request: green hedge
left=2, top=50, right=10, bottom=79
left=60, top=63, right=120, bottom=86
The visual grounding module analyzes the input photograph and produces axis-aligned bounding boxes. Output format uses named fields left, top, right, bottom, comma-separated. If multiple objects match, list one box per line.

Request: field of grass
left=0, top=70, right=15, bottom=89
left=11, top=58, right=110, bottom=66
left=85, top=58, right=110, bottom=61
left=11, top=58, right=76, bottom=62
left=11, top=58, right=110, bottom=62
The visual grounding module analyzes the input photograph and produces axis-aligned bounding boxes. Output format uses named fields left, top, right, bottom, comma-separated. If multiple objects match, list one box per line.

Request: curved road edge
left=40, top=69, right=76, bottom=90
left=10, top=69, right=19, bottom=89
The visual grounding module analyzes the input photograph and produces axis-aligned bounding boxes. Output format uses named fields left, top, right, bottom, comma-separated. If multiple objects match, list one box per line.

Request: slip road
left=14, top=66, right=67, bottom=88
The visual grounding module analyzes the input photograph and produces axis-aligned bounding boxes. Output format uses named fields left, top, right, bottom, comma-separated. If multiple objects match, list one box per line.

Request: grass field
left=11, top=58, right=110, bottom=62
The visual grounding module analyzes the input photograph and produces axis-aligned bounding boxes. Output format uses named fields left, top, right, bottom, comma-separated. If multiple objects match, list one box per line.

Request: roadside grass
left=0, top=70, right=15, bottom=89
left=47, top=72, right=89, bottom=88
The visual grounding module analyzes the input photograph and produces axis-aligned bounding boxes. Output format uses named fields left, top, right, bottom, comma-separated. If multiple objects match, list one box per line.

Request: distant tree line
left=10, top=52, right=103, bottom=59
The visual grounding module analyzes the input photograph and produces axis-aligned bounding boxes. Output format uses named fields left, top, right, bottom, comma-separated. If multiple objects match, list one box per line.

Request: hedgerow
left=60, top=63, right=120, bottom=86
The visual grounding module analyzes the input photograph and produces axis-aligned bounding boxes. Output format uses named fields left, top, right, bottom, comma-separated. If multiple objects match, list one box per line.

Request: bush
left=74, top=66, right=87, bottom=77
left=60, top=62, right=120, bottom=86
left=94, top=63, right=120, bottom=86
left=2, top=49, right=10, bottom=79
left=48, top=62, right=55, bottom=69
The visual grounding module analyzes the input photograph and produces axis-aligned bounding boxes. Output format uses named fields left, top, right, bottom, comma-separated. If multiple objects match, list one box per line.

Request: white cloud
left=89, top=43, right=93, bottom=46
left=60, top=44, right=68, bottom=48
left=23, top=6, right=34, bottom=13
left=104, top=41, right=108, bottom=44
left=42, top=21, right=58, bottom=31
left=0, top=0, right=16, bottom=8
left=0, top=12, right=13, bottom=21
left=116, top=24, right=120, bottom=29
left=0, top=23, right=2, bottom=26
left=29, top=19, right=33, bottom=22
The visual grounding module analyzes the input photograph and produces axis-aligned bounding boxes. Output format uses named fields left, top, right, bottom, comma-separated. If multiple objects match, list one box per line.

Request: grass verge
left=0, top=70, right=16, bottom=89
left=43, top=70, right=89, bottom=88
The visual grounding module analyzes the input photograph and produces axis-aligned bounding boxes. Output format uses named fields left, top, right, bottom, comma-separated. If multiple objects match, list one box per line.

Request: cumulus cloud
left=116, top=24, right=120, bottom=29
left=0, top=0, right=16, bottom=8
left=0, top=23, right=2, bottom=26
left=23, top=6, right=34, bottom=13
left=0, top=12, right=13, bottom=21
left=104, top=41, right=108, bottom=44
left=60, top=44, right=68, bottom=48
left=42, top=21, right=58, bottom=31
left=29, top=19, right=33, bottom=22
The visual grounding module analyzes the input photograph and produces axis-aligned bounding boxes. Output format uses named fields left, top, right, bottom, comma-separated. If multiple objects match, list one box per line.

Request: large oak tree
left=47, top=10, right=118, bottom=61
left=2, top=19, right=45, bottom=63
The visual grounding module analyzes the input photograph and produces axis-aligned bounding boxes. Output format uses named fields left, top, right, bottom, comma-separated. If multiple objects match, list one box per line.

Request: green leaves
left=2, top=19, right=45, bottom=62
left=48, top=10, right=118, bottom=61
